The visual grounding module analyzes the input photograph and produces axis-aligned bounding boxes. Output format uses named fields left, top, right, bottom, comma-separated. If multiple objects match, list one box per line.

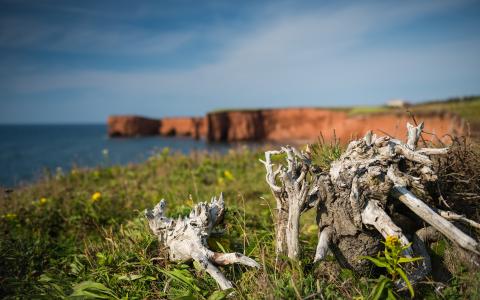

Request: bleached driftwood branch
left=314, top=226, right=332, bottom=262
left=390, top=183, right=480, bottom=255
left=145, top=194, right=259, bottom=290
left=361, top=200, right=413, bottom=257
left=260, top=145, right=319, bottom=259
left=435, top=209, right=480, bottom=230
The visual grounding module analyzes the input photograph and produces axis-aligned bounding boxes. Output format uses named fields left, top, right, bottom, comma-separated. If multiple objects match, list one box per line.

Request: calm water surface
left=0, top=125, right=246, bottom=187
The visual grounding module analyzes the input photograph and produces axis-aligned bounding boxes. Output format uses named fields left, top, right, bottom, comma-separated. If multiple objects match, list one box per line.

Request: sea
left=0, top=124, right=246, bottom=187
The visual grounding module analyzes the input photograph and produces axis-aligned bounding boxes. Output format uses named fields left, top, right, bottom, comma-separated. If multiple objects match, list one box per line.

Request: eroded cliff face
left=108, top=116, right=206, bottom=139
left=207, top=111, right=264, bottom=141
left=108, top=116, right=160, bottom=137
left=108, top=109, right=464, bottom=143
left=160, top=117, right=206, bottom=139
left=261, top=109, right=341, bottom=142
left=206, top=109, right=463, bottom=143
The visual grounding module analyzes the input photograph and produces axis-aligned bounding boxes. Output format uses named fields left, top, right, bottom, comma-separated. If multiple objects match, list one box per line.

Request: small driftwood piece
left=260, top=146, right=319, bottom=259
left=145, top=194, right=260, bottom=290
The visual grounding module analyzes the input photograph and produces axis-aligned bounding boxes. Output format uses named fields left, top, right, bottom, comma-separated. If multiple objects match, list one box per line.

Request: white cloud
left=2, top=0, right=479, bottom=118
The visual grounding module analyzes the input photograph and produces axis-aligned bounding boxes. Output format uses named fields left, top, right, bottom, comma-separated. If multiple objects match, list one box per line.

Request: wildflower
left=39, top=197, right=48, bottom=205
left=186, top=195, right=194, bottom=206
left=102, top=148, right=109, bottom=156
left=385, top=235, right=400, bottom=248
left=91, top=192, right=102, bottom=203
left=2, top=213, right=17, bottom=220
left=161, top=147, right=170, bottom=156
left=223, top=170, right=235, bottom=181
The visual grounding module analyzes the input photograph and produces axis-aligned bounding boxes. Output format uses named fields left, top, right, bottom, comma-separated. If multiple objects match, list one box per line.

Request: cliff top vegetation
left=210, top=96, right=480, bottom=123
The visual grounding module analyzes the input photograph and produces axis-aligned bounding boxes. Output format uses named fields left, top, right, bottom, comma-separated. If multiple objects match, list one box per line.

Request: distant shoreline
left=108, top=97, right=480, bottom=143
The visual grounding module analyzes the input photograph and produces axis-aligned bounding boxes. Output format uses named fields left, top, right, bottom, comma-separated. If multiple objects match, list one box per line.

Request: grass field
left=1, top=145, right=479, bottom=299
left=348, top=96, right=480, bottom=121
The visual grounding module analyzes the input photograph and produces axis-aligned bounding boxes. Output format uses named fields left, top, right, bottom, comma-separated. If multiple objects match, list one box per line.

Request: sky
left=0, top=0, right=479, bottom=124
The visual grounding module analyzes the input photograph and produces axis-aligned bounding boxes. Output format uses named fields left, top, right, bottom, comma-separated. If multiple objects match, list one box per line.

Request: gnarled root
left=361, top=200, right=413, bottom=256
left=435, top=209, right=480, bottom=230
left=314, top=226, right=333, bottom=262
left=263, top=121, right=480, bottom=288
left=145, top=194, right=260, bottom=290
left=390, top=184, right=480, bottom=255
left=315, top=124, right=480, bottom=283
left=260, top=146, right=319, bottom=259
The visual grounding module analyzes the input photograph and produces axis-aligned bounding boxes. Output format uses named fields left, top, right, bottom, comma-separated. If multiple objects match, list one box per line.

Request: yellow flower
left=385, top=235, right=400, bottom=248
left=161, top=147, right=170, bottom=156
left=3, top=213, right=17, bottom=220
left=39, top=197, right=48, bottom=205
left=186, top=196, right=194, bottom=207
left=91, top=192, right=102, bottom=202
left=223, top=170, right=235, bottom=181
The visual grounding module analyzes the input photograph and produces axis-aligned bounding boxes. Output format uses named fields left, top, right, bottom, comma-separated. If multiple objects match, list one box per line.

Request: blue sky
left=0, top=0, right=479, bottom=124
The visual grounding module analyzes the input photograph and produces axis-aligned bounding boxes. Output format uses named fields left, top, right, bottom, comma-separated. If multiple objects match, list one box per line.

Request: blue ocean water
left=0, top=125, right=240, bottom=187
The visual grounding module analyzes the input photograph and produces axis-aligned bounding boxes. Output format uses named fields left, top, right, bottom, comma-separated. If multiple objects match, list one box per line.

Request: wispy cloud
left=0, top=17, right=194, bottom=55
left=1, top=0, right=479, bottom=122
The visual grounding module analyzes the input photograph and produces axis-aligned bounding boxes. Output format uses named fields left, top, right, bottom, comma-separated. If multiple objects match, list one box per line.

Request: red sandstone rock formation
left=160, top=117, right=206, bottom=139
left=108, top=115, right=160, bottom=137
left=206, top=109, right=463, bottom=143
left=207, top=110, right=264, bottom=141
left=108, top=109, right=464, bottom=143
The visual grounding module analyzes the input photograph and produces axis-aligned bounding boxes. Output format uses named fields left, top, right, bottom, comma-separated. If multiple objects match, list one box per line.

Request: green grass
left=413, top=97, right=480, bottom=122
left=1, top=147, right=479, bottom=299
left=347, top=106, right=393, bottom=116
left=209, top=97, right=480, bottom=124
left=347, top=97, right=480, bottom=121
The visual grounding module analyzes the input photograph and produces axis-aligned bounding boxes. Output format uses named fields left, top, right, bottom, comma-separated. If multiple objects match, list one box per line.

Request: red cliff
left=206, top=109, right=463, bottom=143
left=108, top=115, right=206, bottom=139
left=207, top=111, right=264, bottom=141
left=108, top=108, right=464, bottom=143
left=160, top=117, right=206, bottom=139
left=108, top=115, right=160, bottom=137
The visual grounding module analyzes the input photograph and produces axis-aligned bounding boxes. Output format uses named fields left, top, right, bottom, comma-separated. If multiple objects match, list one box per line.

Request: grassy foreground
left=1, top=146, right=479, bottom=299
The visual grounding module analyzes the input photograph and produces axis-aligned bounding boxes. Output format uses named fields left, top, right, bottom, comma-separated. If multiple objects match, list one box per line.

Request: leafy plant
left=361, top=236, right=423, bottom=299
left=70, top=281, right=119, bottom=299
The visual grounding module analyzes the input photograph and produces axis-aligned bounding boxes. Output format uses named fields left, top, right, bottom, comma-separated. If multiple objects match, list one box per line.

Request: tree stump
left=263, top=123, right=480, bottom=282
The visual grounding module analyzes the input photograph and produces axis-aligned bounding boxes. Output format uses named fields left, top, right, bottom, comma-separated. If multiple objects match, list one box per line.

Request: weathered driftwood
left=360, top=200, right=412, bottom=257
left=260, top=146, right=319, bottom=259
left=145, top=194, right=260, bottom=290
left=324, top=122, right=479, bottom=274
left=263, top=122, right=480, bottom=283
left=435, top=209, right=480, bottom=230
left=390, top=184, right=480, bottom=255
